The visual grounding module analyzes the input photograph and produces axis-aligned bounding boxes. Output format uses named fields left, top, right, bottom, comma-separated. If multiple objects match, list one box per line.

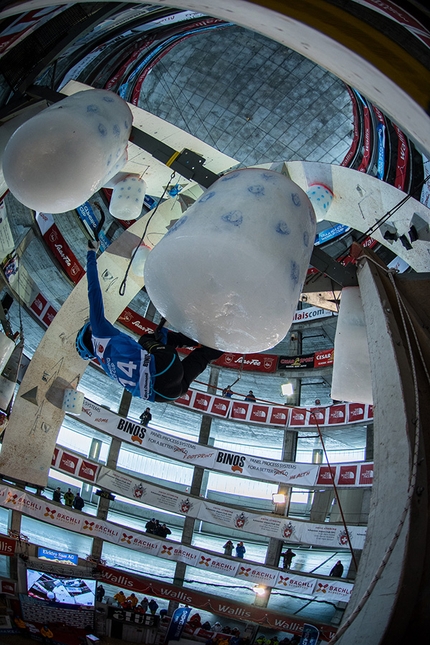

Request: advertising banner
left=94, top=467, right=367, bottom=549
left=0, top=536, right=16, bottom=555
left=313, top=349, right=334, bottom=368
left=77, top=398, right=373, bottom=488
left=37, top=547, right=78, bottom=565
left=37, top=216, right=85, bottom=283
left=313, top=579, right=354, bottom=603
left=98, top=565, right=337, bottom=641
left=278, top=354, right=315, bottom=370
left=0, top=486, right=356, bottom=607
left=274, top=572, right=316, bottom=596
left=292, top=307, right=334, bottom=324
left=165, top=606, right=192, bottom=642
left=215, top=353, right=278, bottom=373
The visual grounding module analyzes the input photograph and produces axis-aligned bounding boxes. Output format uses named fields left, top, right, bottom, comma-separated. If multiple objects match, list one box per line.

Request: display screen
left=26, top=569, right=96, bottom=608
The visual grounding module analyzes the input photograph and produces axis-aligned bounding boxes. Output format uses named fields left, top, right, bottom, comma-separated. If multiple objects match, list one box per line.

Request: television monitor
left=26, top=569, right=96, bottom=608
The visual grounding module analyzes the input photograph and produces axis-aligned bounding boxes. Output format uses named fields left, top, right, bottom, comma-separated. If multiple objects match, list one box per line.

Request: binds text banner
left=78, top=398, right=373, bottom=488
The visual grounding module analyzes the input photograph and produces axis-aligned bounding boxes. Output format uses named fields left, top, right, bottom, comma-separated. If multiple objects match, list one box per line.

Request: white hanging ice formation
left=144, top=168, right=317, bottom=353
left=2, top=89, right=132, bottom=213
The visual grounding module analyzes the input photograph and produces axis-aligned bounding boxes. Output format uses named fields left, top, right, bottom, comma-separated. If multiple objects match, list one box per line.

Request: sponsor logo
left=180, top=498, right=192, bottom=514
left=117, top=418, right=146, bottom=441
left=338, top=529, right=350, bottom=546
left=133, top=484, right=145, bottom=499
left=121, top=533, right=133, bottom=544
left=83, top=521, right=95, bottom=531
left=44, top=506, right=56, bottom=520
left=161, top=545, right=173, bottom=556
left=81, top=465, right=95, bottom=476
left=282, top=522, right=295, bottom=539
left=217, top=604, right=251, bottom=618
left=0, top=540, right=14, bottom=553
left=160, top=588, right=192, bottom=603
left=5, top=492, right=18, bottom=505
left=316, top=582, right=329, bottom=594
left=216, top=452, right=246, bottom=472
left=101, top=571, right=134, bottom=588
left=234, top=512, right=248, bottom=529
left=199, top=555, right=211, bottom=566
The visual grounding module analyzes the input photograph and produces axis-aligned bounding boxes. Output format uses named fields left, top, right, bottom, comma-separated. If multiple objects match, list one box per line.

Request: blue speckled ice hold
left=144, top=168, right=316, bottom=354
left=2, top=89, right=132, bottom=213
left=110, top=174, right=147, bottom=221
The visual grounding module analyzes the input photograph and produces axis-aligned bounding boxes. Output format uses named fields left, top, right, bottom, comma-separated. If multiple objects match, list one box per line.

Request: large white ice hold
left=2, top=89, right=132, bottom=213
left=110, top=175, right=146, bottom=220
left=331, top=286, right=373, bottom=404
left=144, top=168, right=316, bottom=353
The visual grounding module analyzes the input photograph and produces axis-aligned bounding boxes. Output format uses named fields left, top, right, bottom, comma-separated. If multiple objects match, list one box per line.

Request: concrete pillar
left=261, top=431, right=298, bottom=608
left=91, top=391, right=129, bottom=560
left=169, top=366, right=219, bottom=614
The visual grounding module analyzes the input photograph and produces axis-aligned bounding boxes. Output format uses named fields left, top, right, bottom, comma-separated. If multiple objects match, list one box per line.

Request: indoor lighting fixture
left=253, top=585, right=267, bottom=596
left=272, top=493, right=286, bottom=504
left=281, top=382, right=294, bottom=396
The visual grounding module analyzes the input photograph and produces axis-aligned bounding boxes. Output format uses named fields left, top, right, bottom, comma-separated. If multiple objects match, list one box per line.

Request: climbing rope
left=119, top=170, right=176, bottom=297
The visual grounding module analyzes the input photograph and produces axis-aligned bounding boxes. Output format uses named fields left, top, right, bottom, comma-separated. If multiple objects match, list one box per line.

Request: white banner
left=313, top=579, right=354, bottom=603
left=78, top=398, right=373, bottom=488
left=275, top=572, right=317, bottom=595
left=95, top=467, right=366, bottom=550
left=0, top=485, right=353, bottom=599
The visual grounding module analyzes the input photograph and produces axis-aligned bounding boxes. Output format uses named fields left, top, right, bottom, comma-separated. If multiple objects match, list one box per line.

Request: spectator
left=235, top=542, right=246, bottom=558
left=114, top=590, right=126, bottom=606
left=64, top=488, right=74, bottom=506
left=223, top=540, right=234, bottom=556
left=127, top=593, right=138, bottom=608
left=72, top=492, right=85, bottom=511
left=140, top=407, right=152, bottom=426
left=148, top=598, right=159, bottom=614
left=13, top=615, right=28, bottom=636
left=96, top=584, right=105, bottom=602
left=157, top=523, right=172, bottom=538
left=160, top=608, right=168, bottom=619
left=244, top=390, right=256, bottom=402
left=201, top=621, right=211, bottom=630
left=212, top=622, right=223, bottom=632
left=188, top=613, right=202, bottom=629
left=329, top=560, right=344, bottom=577
left=53, top=487, right=62, bottom=503
left=222, top=385, right=233, bottom=398
left=145, top=518, right=157, bottom=534
left=40, top=625, right=54, bottom=643
left=280, top=548, right=296, bottom=570
left=140, top=597, right=149, bottom=612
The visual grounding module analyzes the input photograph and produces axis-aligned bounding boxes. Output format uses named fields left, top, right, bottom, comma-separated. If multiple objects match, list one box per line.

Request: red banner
left=42, top=222, right=85, bottom=283
left=0, top=536, right=16, bottom=555
left=215, top=353, right=278, bottom=373
left=98, top=565, right=337, bottom=640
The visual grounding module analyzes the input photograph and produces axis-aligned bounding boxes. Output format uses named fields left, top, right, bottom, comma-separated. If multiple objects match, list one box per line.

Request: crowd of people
left=52, top=487, right=85, bottom=510
left=256, top=636, right=300, bottom=645
left=145, top=518, right=172, bottom=538
left=113, top=590, right=161, bottom=614
left=223, top=540, right=246, bottom=558
left=221, top=386, right=258, bottom=402
left=188, top=613, right=247, bottom=645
